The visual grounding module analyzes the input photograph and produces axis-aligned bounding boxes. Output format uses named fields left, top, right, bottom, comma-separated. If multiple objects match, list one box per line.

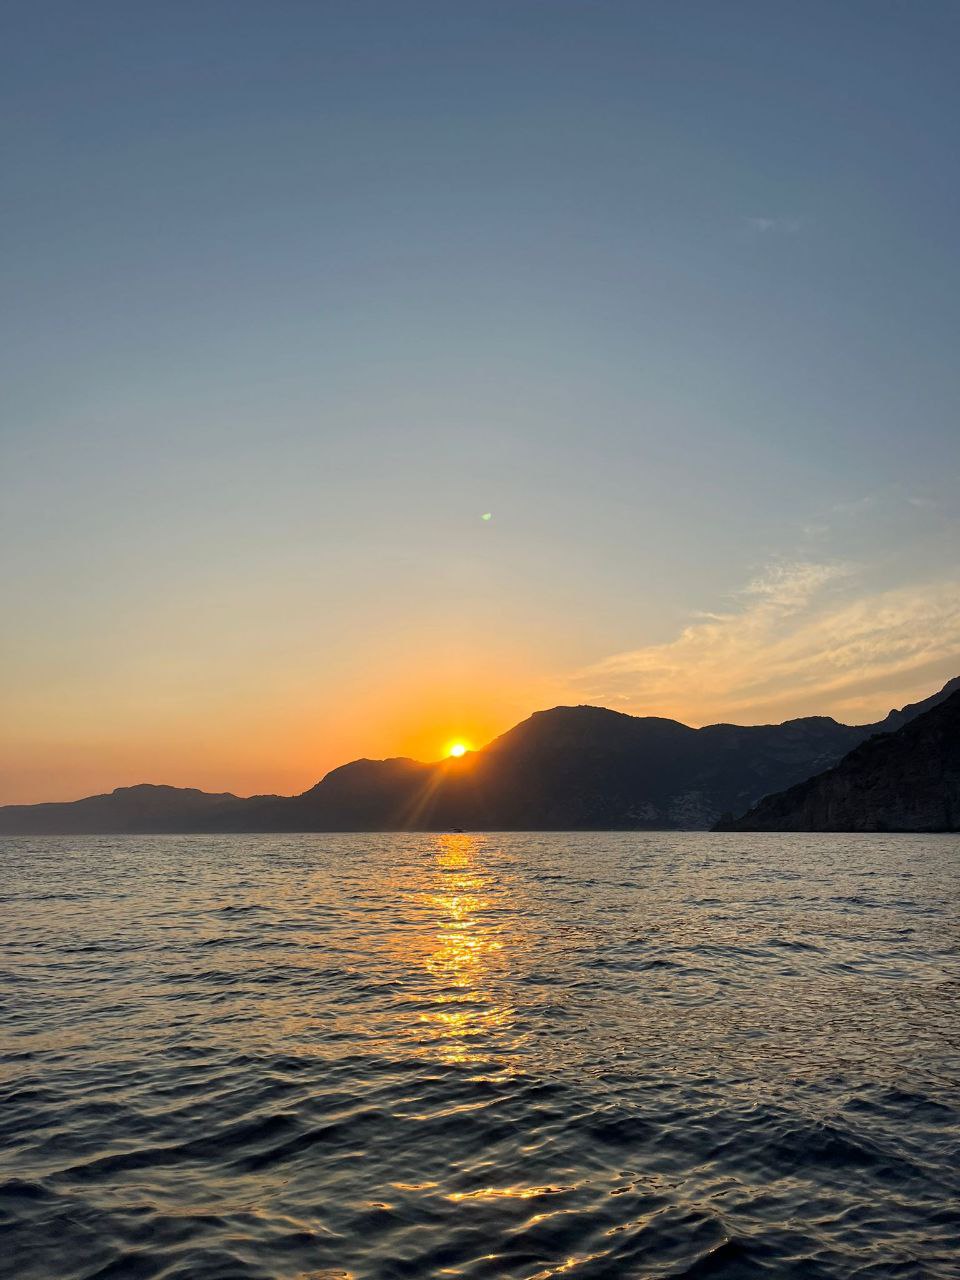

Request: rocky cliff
left=715, top=688, right=960, bottom=832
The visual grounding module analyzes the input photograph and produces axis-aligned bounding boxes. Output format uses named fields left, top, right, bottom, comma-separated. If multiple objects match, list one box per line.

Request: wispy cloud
left=745, top=215, right=803, bottom=234
left=574, top=561, right=960, bottom=726
left=831, top=493, right=877, bottom=516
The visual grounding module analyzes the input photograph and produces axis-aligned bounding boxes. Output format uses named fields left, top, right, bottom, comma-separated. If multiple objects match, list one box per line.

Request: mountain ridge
left=714, top=687, right=960, bottom=832
left=2, top=678, right=957, bottom=834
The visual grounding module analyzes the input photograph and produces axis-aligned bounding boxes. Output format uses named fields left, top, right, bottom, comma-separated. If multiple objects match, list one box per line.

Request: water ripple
left=2, top=831, right=959, bottom=1278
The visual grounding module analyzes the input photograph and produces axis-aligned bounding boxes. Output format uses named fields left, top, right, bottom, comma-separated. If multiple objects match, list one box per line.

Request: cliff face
left=716, top=689, right=960, bottom=832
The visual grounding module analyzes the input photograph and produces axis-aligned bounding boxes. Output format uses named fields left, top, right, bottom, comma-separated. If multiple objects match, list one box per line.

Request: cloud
left=831, top=493, right=877, bottom=516
left=574, top=561, right=960, bottom=725
left=745, top=216, right=803, bottom=234
left=740, top=560, right=851, bottom=609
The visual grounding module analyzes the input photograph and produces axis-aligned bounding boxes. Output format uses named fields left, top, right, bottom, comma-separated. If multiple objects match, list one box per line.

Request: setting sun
left=447, top=742, right=468, bottom=758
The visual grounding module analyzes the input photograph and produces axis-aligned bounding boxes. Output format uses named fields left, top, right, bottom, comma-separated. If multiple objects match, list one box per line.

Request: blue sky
left=2, top=1, right=959, bottom=801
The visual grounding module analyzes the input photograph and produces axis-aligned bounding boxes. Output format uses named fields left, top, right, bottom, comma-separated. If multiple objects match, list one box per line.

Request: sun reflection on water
left=399, top=834, right=517, bottom=1066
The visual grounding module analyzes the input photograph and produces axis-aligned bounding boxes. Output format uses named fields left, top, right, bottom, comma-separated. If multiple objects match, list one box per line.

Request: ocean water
left=2, top=833, right=959, bottom=1280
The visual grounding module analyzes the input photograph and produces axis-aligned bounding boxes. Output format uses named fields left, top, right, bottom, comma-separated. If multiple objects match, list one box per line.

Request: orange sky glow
left=3, top=2, right=960, bottom=812
left=1, top=641, right=558, bottom=804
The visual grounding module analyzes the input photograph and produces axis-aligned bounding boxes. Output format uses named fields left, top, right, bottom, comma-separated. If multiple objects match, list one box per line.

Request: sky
left=2, top=0, right=959, bottom=804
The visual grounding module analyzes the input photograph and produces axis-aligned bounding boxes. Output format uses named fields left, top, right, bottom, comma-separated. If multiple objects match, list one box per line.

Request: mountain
left=714, top=688, right=960, bottom=832
left=3, top=678, right=956, bottom=835
left=0, top=784, right=250, bottom=835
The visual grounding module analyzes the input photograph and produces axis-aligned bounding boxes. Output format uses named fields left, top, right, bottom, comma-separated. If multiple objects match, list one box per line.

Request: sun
left=446, top=742, right=468, bottom=758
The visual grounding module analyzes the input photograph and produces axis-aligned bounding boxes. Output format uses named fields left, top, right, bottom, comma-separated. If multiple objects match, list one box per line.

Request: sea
left=2, top=832, right=959, bottom=1280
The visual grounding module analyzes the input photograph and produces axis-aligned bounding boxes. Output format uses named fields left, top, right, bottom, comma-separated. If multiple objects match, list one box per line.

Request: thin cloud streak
left=576, top=562, right=960, bottom=726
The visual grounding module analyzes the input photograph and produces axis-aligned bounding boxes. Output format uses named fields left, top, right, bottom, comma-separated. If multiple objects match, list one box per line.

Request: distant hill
left=714, top=687, right=960, bottom=832
left=0, top=784, right=251, bottom=835
left=2, top=677, right=957, bottom=834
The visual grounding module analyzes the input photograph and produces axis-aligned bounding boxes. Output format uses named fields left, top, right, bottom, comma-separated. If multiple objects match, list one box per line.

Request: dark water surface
left=2, top=833, right=959, bottom=1279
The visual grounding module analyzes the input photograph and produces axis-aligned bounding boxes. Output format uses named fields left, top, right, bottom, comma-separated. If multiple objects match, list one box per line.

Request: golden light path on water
left=390, top=836, right=594, bottom=1274
left=398, top=834, right=514, bottom=1068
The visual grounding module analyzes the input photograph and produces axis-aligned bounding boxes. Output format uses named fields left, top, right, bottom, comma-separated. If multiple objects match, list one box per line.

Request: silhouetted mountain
left=223, top=758, right=439, bottom=832
left=715, top=688, right=960, bottom=832
left=0, top=784, right=251, bottom=835
left=873, top=674, right=960, bottom=730
left=4, top=677, right=956, bottom=834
